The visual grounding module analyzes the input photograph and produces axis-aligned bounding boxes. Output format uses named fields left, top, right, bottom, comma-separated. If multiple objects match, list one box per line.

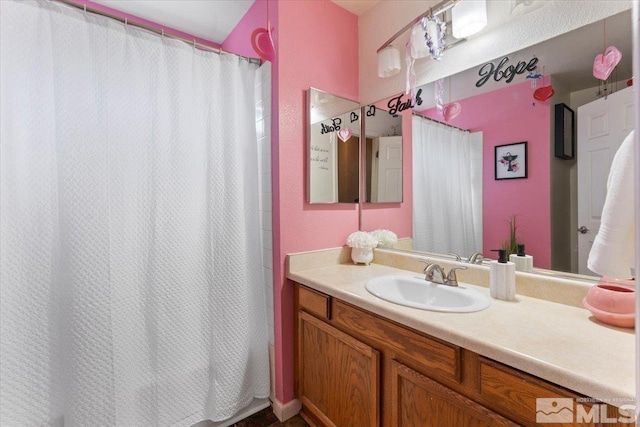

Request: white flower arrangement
left=346, top=231, right=378, bottom=249
left=371, top=229, right=398, bottom=248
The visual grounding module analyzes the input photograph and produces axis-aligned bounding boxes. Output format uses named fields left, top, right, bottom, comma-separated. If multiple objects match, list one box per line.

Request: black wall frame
left=554, top=103, right=575, bottom=160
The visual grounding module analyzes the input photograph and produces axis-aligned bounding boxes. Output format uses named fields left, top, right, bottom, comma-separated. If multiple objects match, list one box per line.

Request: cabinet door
left=298, top=310, right=380, bottom=427
left=390, top=360, right=518, bottom=427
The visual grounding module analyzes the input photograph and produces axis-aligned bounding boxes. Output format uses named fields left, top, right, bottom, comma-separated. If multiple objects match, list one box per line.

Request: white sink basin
left=365, top=275, right=490, bottom=313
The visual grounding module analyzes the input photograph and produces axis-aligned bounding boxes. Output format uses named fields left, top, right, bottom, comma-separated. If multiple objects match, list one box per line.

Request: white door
left=375, top=136, right=403, bottom=203
left=577, top=86, right=634, bottom=275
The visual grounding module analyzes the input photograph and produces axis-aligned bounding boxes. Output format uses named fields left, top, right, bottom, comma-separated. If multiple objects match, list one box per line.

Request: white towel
left=587, top=130, right=635, bottom=279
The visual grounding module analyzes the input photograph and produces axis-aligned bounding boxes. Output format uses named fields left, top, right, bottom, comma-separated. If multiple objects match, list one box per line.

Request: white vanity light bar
left=376, top=0, right=462, bottom=54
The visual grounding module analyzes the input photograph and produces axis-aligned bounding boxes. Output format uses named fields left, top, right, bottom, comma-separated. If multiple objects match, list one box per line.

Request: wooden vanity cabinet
left=295, top=284, right=511, bottom=427
left=294, top=283, right=634, bottom=427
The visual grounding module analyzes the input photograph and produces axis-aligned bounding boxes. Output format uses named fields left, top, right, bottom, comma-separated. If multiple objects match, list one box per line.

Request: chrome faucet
left=422, top=262, right=468, bottom=287
left=447, top=252, right=462, bottom=261
left=467, top=252, right=484, bottom=264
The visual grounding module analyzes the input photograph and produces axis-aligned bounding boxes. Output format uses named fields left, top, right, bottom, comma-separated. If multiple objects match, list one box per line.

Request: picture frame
left=495, top=141, right=527, bottom=180
left=554, top=103, right=575, bottom=159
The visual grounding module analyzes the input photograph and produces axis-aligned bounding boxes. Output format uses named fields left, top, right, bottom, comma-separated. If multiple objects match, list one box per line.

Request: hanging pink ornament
left=593, top=46, right=622, bottom=81
left=250, top=0, right=276, bottom=62
left=337, top=128, right=352, bottom=142
left=531, top=64, right=553, bottom=102
left=442, top=102, right=461, bottom=121
left=533, top=85, right=554, bottom=101
left=251, top=28, right=275, bottom=62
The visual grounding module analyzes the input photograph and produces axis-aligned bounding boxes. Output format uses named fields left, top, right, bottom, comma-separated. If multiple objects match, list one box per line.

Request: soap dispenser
left=509, top=244, right=533, bottom=273
left=490, top=249, right=516, bottom=301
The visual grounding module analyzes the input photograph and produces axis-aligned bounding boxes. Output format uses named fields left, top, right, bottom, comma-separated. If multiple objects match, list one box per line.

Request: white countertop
left=288, top=261, right=635, bottom=405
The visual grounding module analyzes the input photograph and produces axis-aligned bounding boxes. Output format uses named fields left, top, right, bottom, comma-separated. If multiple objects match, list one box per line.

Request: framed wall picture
left=495, top=141, right=527, bottom=180
left=554, top=103, right=575, bottom=159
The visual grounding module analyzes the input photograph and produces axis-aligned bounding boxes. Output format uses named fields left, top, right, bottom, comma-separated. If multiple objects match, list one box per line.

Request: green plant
left=502, top=215, right=519, bottom=259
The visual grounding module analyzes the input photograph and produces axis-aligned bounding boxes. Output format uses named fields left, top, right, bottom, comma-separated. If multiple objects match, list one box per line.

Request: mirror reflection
left=412, top=116, right=483, bottom=256
left=363, top=106, right=403, bottom=203
left=375, top=10, right=634, bottom=278
left=307, top=88, right=360, bottom=204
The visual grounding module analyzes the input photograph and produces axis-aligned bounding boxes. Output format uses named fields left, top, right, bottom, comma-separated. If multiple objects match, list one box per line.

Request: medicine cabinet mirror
left=360, top=7, right=633, bottom=281
left=307, top=87, right=360, bottom=204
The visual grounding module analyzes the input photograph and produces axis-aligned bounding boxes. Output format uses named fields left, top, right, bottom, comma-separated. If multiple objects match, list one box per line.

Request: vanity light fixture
left=509, top=0, right=546, bottom=16
left=378, top=45, right=401, bottom=77
left=451, top=0, right=487, bottom=39
left=376, top=0, right=462, bottom=79
left=410, top=22, right=431, bottom=59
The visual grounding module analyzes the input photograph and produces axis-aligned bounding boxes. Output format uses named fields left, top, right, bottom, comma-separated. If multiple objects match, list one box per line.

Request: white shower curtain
left=412, top=116, right=483, bottom=256
left=0, top=1, right=269, bottom=426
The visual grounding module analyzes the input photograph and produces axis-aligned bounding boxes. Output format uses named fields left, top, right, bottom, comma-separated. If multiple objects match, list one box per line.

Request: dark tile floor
left=233, top=407, right=309, bottom=427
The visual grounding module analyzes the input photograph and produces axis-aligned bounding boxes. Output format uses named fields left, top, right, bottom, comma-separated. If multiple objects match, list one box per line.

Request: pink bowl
left=583, top=278, right=635, bottom=328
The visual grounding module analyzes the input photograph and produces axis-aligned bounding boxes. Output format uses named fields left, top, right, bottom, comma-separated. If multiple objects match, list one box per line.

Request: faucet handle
left=424, top=264, right=446, bottom=283
left=447, top=266, right=468, bottom=284
left=419, top=260, right=431, bottom=273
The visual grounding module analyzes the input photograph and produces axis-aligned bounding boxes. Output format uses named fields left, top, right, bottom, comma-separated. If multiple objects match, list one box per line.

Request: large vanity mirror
left=365, top=7, right=634, bottom=281
left=307, top=88, right=360, bottom=204
left=363, top=105, right=403, bottom=203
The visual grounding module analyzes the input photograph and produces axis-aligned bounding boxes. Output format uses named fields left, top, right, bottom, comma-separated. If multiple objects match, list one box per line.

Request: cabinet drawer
left=332, top=300, right=461, bottom=382
left=478, top=357, right=596, bottom=427
left=298, top=285, right=331, bottom=320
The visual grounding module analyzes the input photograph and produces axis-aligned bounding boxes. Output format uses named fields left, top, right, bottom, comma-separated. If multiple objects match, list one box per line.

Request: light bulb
left=452, top=0, right=487, bottom=39
left=377, top=46, right=401, bottom=78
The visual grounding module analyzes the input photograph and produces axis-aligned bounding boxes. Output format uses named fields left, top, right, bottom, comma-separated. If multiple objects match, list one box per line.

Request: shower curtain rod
left=412, top=112, right=468, bottom=132
left=54, top=0, right=262, bottom=66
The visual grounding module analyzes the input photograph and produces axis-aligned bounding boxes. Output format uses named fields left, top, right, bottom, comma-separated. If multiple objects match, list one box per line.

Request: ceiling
left=91, top=0, right=378, bottom=44
left=331, top=0, right=381, bottom=16
left=92, top=0, right=254, bottom=44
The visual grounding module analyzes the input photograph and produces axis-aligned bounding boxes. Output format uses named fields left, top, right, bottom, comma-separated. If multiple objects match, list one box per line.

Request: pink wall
left=275, top=0, right=359, bottom=403
left=421, top=81, right=552, bottom=269
left=221, top=0, right=393, bottom=406
left=359, top=97, right=413, bottom=237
